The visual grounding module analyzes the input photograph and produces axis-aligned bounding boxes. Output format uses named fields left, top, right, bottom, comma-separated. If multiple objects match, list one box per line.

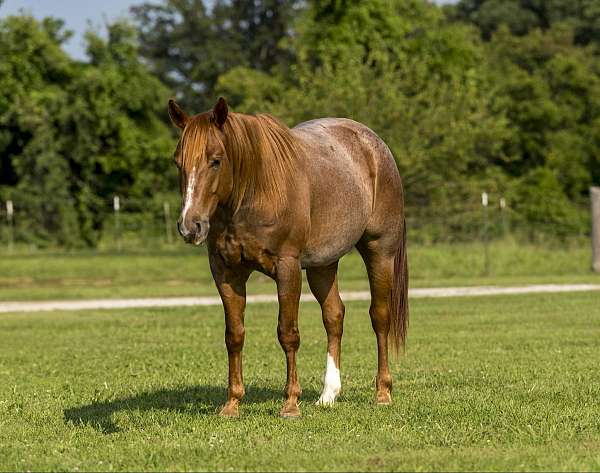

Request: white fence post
left=113, top=196, right=122, bottom=253
left=499, top=197, right=509, bottom=237
left=6, top=200, right=14, bottom=253
left=163, top=202, right=173, bottom=246
left=482, top=192, right=490, bottom=275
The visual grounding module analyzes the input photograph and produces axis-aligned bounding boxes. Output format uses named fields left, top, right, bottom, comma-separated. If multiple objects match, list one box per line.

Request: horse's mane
left=180, top=112, right=300, bottom=215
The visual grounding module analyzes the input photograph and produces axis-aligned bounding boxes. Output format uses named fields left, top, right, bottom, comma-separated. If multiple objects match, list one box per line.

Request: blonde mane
left=180, top=112, right=301, bottom=214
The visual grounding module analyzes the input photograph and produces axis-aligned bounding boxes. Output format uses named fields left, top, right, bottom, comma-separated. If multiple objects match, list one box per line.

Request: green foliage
left=0, top=15, right=78, bottom=245
left=450, top=0, right=600, bottom=45
left=1, top=0, right=599, bottom=248
left=131, top=0, right=301, bottom=110
left=482, top=24, right=600, bottom=229
left=217, top=0, right=512, bottom=226
left=1, top=243, right=597, bottom=301
left=0, top=15, right=174, bottom=247
left=1, top=293, right=600, bottom=470
left=507, top=168, right=587, bottom=238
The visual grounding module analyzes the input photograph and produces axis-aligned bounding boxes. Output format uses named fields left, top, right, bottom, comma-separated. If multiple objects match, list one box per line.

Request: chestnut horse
left=168, top=97, right=408, bottom=418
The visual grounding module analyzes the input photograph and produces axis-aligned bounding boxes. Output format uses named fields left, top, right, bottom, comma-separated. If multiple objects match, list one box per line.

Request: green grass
left=1, top=292, right=599, bottom=471
left=1, top=240, right=598, bottom=301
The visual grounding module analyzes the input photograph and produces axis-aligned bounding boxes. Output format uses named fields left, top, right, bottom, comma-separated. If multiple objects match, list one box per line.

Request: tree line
left=1, top=0, right=599, bottom=247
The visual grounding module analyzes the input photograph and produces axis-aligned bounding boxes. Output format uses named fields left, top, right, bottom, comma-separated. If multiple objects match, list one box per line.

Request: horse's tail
left=389, top=218, right=409, bottom=358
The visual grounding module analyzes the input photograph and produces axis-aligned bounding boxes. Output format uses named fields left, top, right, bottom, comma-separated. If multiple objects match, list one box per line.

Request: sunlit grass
left=0, top=240, right=598, bottom=301
left=1, top=292, right=599, bottom=471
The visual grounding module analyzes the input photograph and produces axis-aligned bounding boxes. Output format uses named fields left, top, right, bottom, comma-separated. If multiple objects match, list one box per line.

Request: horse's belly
left=300, top=186, right=371, bottom=268
left=300, top=238, right=358, bottom=268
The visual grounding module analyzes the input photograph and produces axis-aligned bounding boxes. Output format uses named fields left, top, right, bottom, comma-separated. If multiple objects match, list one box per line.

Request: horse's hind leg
left=357, top=241, right=395, bottom=405
left=307, top=262, right=345, bottom=406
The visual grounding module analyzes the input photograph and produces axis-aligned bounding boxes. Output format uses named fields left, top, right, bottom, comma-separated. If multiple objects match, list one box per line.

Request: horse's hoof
left=219, top=402, right=240, bottom=418
left=376, top=391, right=392, bottom=405
left=279, top=403, right=301, bottom=419
left=315, top=392, right=338, bottom=406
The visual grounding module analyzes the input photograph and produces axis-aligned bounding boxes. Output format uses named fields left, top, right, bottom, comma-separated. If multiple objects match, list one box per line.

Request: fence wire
left=0, top=192, right=593, bottom=254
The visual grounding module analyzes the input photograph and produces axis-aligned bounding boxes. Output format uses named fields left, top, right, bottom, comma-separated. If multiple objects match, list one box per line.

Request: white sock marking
left=316, top=352, right=341, bottom=406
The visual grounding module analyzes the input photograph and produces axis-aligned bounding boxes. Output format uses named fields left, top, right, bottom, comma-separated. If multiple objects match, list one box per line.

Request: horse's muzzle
left=178, top=218, right=209, bottom=246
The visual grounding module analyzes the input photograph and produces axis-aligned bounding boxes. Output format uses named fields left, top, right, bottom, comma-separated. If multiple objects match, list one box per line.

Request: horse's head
left=168, top=97, right=233, bottom=245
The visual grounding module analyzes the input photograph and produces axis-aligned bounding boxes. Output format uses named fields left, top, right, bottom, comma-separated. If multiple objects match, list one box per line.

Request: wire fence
left=0, top=191, right=593, bottom=256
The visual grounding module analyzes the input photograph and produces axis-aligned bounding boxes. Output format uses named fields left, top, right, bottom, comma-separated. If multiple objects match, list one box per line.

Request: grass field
left=1, top=291, right=599, bottom=471
left=1, top=240, right=598, bottom=301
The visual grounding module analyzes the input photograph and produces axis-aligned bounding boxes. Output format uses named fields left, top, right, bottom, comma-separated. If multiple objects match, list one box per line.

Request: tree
left=488, top=26, right=600, bottom=192
left=0, top=15, right=78, bottom=245
left=131, top=0, right=301, bottom=110
left=0, top=15, right=174, bottom=246
left=63, top=21, right=175, bottom=245
left=485, top=24, right=600, bottom=230
left=449, top=0, right=600, bottom=46
left=216, top=0, right=512, bottom=240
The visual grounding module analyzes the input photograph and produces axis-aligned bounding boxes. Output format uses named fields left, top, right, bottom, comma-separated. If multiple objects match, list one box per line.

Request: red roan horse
left=168, top=98, right=408, bottom=418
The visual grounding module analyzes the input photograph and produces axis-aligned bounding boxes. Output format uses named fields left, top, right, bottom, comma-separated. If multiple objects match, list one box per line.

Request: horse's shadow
left=64, top=384, right=318, bottom=433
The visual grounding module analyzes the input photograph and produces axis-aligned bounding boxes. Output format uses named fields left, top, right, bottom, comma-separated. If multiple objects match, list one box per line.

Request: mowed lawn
left=1, top=292, right=599, bottom=471
left=1, top=241, right=599, bottom=301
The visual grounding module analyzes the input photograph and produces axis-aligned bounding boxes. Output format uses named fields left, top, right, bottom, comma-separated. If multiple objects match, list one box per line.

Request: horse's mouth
left=193, top=233, right=206, bottom=246
left=191, top=222, right=210, bottom=246
left=180, top=231, right=206, bottom=246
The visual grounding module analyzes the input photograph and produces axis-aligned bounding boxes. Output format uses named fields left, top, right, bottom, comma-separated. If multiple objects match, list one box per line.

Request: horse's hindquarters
left=294, top=118, right=402, bottom=268
left=299, top=154, right=372, bottom=267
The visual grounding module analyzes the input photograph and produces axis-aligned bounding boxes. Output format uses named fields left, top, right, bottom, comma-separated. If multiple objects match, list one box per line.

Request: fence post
left=6, top=200, right=14, bottom=253
left=113, top=196, right=122, bottom=253
left=592, top=187, right=600, bottom=272
left=163, top=201, right=173, bottom=246
left=499, top=197, right=509, bottom=238
left=482, top=192, right=490, bottom=275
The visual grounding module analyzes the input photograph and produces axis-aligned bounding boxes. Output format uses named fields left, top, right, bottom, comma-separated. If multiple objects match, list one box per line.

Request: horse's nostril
left=194, top=221, right=202, bottom=232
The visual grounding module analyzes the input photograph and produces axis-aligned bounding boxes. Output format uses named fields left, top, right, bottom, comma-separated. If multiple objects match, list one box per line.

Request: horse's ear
left=168, top=99, right=188, bottom=129
left=213, top=97, right=228, bottom=129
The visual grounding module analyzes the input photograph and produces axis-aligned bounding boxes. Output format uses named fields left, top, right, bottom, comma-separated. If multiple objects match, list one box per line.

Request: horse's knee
left=277, top=326, right=300, bottom=351
left=225, top=326, right=245, bottom=352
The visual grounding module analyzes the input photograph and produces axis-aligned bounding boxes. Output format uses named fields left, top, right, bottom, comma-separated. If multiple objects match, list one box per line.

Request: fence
left=0, top=190, right=596, bottom=260
left=0, top=194, right=184, bottom=254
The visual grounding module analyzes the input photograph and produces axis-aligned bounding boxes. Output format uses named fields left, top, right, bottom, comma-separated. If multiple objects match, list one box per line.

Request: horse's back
left=292, top=118, right=403, bottom=267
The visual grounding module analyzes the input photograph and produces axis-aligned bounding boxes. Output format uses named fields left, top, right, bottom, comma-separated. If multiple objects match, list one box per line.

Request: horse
left=167, top=97, right=408, bottom=418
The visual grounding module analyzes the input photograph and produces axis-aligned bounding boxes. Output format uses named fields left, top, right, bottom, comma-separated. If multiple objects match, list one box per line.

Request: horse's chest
left=214, top=231, right=278, bottom=276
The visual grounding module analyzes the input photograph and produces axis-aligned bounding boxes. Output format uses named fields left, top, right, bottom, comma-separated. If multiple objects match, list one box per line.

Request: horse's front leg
left=276, top=256, right=302, bottom=418
left=209, top=254, right=251, bottom=417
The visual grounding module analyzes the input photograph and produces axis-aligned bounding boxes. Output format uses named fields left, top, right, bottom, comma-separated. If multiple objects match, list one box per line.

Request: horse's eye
left=210, top=158, right=221, bottom=168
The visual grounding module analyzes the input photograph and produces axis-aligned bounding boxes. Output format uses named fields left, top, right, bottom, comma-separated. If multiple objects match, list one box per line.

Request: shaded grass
left=1, top=292, right=599, bottom=471
left=1, top=241, right=598, bottom=301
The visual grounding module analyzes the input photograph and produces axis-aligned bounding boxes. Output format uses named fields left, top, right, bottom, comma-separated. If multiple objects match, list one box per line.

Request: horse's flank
left=181, top=112, right=300, bottom=215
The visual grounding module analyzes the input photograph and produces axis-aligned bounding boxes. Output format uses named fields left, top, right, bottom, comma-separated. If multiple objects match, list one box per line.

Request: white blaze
left=181, top=166, right=197, bottom=230
left=316, top=352, right=341, bottom=406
